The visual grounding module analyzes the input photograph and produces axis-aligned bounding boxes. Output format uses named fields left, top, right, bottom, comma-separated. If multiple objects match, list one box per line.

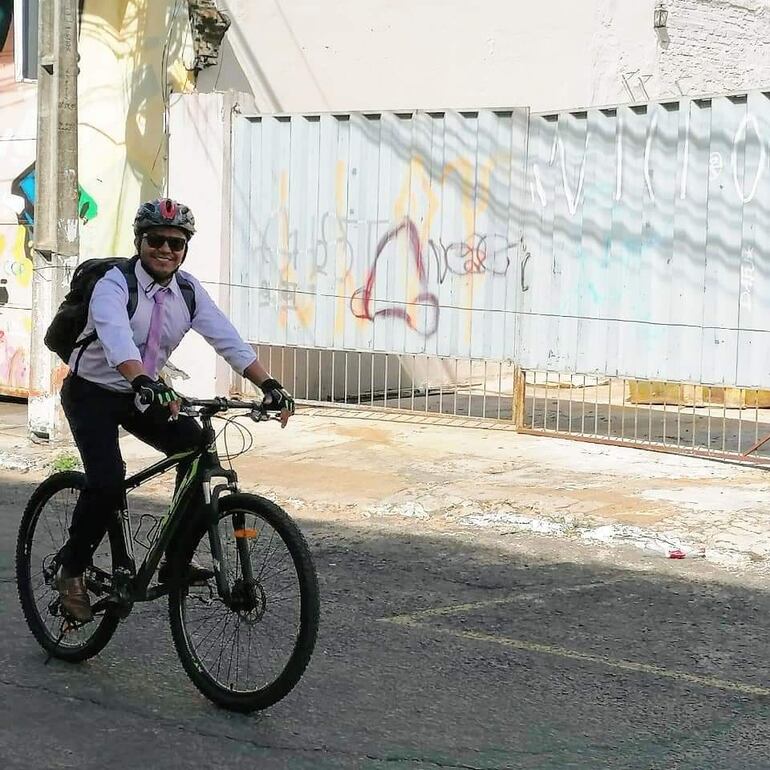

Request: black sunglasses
left=143, top=233, right=187, bottom=252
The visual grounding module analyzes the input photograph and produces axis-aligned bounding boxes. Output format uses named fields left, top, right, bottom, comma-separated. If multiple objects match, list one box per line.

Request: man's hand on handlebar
left=259, top=379, right=295, bottom=428
left=131, top=375, right=181, bottom=420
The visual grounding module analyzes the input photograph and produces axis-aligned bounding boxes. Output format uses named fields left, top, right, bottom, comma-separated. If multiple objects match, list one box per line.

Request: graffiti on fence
left=531, top=99, right=769, bottom=214
left=0, top=94, right=100, bottom=396
left=428, top=232, right=514, bottom=283
left=0, top=327, right=28, bottom=392
left=255, top=210, right=518, bottom=337
left=257, top=210, right=516, bottom=283
left=740, top=246, right=756, bottom=312
left=350, top=219, right=440, bottom=337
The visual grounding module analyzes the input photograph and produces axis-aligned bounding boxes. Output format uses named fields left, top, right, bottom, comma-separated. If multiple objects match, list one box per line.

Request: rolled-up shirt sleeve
left=189, top=279, right=257, bottom=374
left=91, top=268, right=142, bottom=368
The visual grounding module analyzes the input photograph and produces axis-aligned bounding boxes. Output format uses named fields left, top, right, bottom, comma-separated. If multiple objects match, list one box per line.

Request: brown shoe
left=158, top=556, right=215, bottom=586
left=56, top=574, right=94, bottom=623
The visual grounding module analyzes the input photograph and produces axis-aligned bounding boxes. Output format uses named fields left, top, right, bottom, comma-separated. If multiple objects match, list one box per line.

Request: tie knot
left=154, top=287, right=169, bottom=304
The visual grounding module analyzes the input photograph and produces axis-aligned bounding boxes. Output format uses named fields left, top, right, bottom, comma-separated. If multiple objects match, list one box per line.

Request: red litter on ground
left=668, top=549, right=686, bottom=559
left=667, top=547, right=706, bottom=559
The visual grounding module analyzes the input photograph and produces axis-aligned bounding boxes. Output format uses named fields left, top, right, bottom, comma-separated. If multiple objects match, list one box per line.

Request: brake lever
left=249, top=408, right=281, bottom=423
left=249, top=407, right=269, bottom=423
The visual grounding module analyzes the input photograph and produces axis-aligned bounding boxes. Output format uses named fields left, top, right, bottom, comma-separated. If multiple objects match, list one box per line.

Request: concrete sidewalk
left=2, top=399, right=770, bottom=573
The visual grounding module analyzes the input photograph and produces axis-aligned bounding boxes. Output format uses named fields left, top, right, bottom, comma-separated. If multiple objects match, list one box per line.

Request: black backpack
left=44, top=255, right=196, bottom=366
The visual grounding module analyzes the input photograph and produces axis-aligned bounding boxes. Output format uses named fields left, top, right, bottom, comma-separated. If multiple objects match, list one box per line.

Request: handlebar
left=179, top=396, right=281, bottom=422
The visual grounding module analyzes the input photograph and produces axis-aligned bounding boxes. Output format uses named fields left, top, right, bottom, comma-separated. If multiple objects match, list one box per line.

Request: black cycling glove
left=259, top=378, right=295, bottom=414
left=131, top=375, right=179, bottom=409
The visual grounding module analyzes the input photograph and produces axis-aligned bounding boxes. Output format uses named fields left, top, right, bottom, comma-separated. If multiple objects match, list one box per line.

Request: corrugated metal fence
left=231, top=110, right=529, bottom=360
left=520, top=92, right=770, bottom=387
left=230, top=92, right=770, bottom=461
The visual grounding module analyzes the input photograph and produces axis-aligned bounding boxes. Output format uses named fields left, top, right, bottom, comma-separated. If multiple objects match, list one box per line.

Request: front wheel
left=168, top=494, right=319, bottom=712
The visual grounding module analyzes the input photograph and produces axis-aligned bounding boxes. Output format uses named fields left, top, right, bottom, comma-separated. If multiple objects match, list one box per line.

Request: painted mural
left=0, top=20, right=36, bottom=397
left=78, top=1, right=194, bottom=258
left=0, top=2, right=193, bottom=398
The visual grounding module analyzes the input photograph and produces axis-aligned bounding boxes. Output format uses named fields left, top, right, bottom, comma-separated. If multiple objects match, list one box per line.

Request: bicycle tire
left=16, top=471, right=122, bottom=663
left=168, top=493, right=319, bottom=712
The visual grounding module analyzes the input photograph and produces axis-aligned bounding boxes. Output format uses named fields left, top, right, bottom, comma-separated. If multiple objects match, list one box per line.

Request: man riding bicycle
left=55, top=198, right=295, bottom=623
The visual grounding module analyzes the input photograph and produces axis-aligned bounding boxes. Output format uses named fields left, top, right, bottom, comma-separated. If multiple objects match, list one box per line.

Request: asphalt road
left=2, top=469, right=770, bottom=769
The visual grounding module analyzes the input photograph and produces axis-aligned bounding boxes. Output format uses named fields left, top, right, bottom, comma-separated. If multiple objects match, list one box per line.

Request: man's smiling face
left=138, top=226, right=188, bottom=283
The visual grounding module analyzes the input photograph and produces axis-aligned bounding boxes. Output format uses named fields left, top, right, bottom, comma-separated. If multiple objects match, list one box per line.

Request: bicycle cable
left=213, top=412, right=255, bottom=466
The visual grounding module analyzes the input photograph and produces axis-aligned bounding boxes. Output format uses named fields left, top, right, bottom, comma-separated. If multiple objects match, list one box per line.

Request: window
left=17, top=0, right=38, bottom=80
left=5, top=0, right=38, bottom=81
left=0, top=0, right=12, bottom=53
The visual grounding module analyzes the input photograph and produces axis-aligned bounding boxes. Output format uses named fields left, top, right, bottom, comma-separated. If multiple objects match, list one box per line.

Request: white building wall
left=198, top=0, right=770, bottom=115
left=167, top=91, right=244, bottom=398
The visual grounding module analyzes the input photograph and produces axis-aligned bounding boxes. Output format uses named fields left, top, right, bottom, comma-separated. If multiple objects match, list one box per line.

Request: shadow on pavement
left=1, top=474, right=770, bottom=769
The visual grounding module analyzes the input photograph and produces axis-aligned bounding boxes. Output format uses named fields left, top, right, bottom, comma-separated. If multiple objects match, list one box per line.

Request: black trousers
left=59, top=374, right=203, bottom=574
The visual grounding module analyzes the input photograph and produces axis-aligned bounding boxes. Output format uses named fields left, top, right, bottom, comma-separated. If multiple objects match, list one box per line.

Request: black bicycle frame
left=109, top=415, right=239, bottom=605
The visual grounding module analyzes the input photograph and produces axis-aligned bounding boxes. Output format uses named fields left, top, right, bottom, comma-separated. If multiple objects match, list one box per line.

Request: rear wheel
left=16, top=472, right=122, bottom=662
left=168, top=493, right=319, bottom=712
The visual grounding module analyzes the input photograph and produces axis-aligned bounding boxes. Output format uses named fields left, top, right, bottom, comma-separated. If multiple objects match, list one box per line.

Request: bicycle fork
left=206, top=509, right=259, bottom=611
left=202, top=472, right=244, bottom=605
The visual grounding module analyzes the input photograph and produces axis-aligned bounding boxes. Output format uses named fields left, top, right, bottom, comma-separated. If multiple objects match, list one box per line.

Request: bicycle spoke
left=185, top=606, right=227, bottom=637
left=214, top=613, right=236, bottom=682
left=189, top=608, right=231, bottom=653
left=186, top=614, right=225, bottom=643
left=40, top=513, right=59, bottom=554
left=225, top=616, right=240, bottom=689
left=198, top=612, right=234, bottom=663
left=255, top=533, right=284, bottom=584
left=245, top=615, right=253, bottom=686
left=259, top=556, right=294, bottom=583
left=232, top=619, right=242, bottom=691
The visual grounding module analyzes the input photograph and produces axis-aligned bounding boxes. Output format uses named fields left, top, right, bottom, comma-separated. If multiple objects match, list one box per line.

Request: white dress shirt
left=69, top=260, right=257, bottom=392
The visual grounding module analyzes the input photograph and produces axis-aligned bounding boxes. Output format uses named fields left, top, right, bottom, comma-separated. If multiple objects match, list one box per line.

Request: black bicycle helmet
left=133, top=198, right=196, bottom=243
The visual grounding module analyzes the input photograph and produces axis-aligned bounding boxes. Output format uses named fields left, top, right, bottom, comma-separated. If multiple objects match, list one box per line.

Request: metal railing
left=519, top=372, right=770, bottom=466
left=234, top=345, right=519, bottom=425
left=232, top=346, right=770, bottom=465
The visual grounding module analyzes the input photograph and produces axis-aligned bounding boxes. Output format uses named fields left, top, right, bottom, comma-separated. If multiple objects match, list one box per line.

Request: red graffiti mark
left=350, top=218, right=439, bottom=337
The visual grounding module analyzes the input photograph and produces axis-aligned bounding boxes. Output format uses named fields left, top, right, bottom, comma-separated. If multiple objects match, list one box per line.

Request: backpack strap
left=176, top=273, right=197, bottom=321
left=120, top=255, right=140, bottom=318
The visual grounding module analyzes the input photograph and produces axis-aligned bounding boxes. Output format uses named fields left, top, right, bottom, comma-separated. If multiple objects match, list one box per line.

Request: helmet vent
left=160, top=198, right=178, bottom=220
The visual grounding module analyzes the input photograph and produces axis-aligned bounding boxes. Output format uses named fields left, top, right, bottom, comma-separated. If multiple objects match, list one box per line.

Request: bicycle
left=15, top=397, right=319, bottom=713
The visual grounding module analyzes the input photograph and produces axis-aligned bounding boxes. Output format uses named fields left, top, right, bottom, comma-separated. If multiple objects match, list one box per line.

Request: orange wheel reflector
left=234, top=528, right=258, bottom=539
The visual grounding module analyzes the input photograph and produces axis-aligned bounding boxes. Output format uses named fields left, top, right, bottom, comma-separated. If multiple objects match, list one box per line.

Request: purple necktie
left=142, top=288, right=169, bottom=378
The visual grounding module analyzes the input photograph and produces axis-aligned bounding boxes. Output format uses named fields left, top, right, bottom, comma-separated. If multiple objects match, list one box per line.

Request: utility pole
left=28, top=0, right=79, bottom=441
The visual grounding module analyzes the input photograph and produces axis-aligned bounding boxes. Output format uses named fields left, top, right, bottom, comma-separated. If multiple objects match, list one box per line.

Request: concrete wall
left=656, top=0, right=770, bottom=102
left=198, top=0, right=770, bottom=115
